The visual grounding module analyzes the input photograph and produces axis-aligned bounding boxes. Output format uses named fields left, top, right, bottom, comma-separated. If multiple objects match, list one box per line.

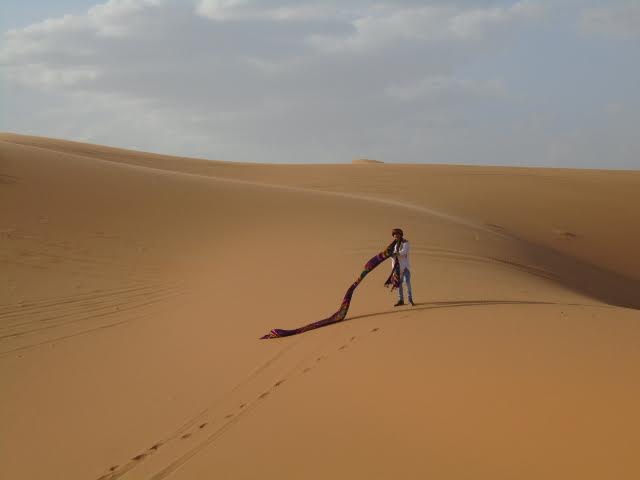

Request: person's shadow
left=263, top=299, right=614, bottom=339
left=343, top=299, right=611, bottom=324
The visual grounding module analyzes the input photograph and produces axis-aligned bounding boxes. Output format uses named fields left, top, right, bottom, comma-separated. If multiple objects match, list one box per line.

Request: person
left=391, top=228, right=415, bottom=306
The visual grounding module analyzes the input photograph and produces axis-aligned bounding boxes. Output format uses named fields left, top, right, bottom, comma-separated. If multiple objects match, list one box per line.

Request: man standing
left=391, top=228, right=415, bottom=306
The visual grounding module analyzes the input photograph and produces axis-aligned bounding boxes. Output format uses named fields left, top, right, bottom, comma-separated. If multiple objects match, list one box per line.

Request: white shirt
left=391, top=240, right=410, bottom=272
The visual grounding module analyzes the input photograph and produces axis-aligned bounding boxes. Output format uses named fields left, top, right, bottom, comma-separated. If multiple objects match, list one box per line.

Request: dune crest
left=352, top=158, right=384, bottom=164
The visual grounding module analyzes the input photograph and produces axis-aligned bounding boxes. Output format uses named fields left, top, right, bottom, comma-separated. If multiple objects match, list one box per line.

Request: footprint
left=225, top=413, right=234, bottom=419
left=132, top=453, right=147, bottom=461
left=239, top=404, right=246, bottom=409
left=259, top=391, right=270, bottom=399
left=303, top=367, right=313, bottom=374
left=274, top=380, right=285, bottom=387
left=181, top=433, right=192, bottom=440
left=316, top=356, right=325, bottom=362
left=149, top=442, right=162, bottom=451
left=350, top=336, right=357, bottom=342
left=0, top=174, right=18, bottom=185
left=109, top=465, right=119, bottom=472
left=338, top=345, right=348, bottom=351
left=553, top=229, right=578, bottom=239
left=371, top=327, right=379, bottom=333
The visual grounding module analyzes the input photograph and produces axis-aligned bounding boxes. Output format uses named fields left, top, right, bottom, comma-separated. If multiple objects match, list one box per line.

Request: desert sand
left=1, top=132, right=639, bottom=479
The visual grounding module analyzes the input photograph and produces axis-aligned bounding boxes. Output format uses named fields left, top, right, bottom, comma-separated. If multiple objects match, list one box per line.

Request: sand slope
left=1, top=133, right=639, bottom=479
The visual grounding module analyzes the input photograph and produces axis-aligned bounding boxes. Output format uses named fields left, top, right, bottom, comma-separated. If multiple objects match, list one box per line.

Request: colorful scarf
left=260, top=240, right=402, bottom=339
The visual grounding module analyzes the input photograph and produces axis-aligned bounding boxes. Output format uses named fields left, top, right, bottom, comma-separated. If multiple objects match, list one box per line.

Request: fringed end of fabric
left=259, top=328, right=291, bottom=339
left=384, top=268, right=401, bottom=292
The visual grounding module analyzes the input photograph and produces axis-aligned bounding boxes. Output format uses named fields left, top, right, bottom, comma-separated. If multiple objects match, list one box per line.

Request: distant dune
left=352, top=158, right=384, bottom=164
left=1, top=132, right=639, bottom=480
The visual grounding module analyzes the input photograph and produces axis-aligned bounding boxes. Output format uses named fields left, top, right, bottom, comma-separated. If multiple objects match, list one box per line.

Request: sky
left=1, top=0, right=639, bottom=167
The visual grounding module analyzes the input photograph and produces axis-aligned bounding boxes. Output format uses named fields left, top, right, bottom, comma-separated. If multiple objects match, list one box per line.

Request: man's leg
left=395, top=269, right=405, bottom=305
left=398, top=274, right=405, bottom=302
left=405, top=269, right=414, bottom=304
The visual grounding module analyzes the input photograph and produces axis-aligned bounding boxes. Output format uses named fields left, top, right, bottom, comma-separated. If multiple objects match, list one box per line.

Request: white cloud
left=386, top=75, right=506, bottom=102
left=0, top=0, right=162, bottom=65
left=308, top=1, right=544, bottom=54
left=195, top=0, right=337, bottom=21
left=308, top=7, right=452, bottom=53
left=450, top=1, right=544, bottom=38
left=4, top=64, right=99, bottom=89
left=1, top=0, right=638, bottom=168
left=0, top=0, right=173, bottom=91
left=195, top=0, right=249, bottom=20
left=579, top=2, right=640, bottom=38
left=87, top=0, right=164, bottom=37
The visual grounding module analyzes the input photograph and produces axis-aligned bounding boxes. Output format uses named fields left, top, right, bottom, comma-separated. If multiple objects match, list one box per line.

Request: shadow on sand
left=344, top=298, right=615, bottom=324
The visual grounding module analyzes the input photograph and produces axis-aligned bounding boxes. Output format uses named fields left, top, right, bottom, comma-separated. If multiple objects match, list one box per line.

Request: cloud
left=0, top=0, right=166, bottom=88
left=1, top=0, right=638, bottom=168
left=579, top=2, right=640, bottom=38
left=4, top=64, right=99, bottom=89
left=2, top=0, right=530, bottom=111
left=449, top=0, right=543, bottom=38
left=385, top=75, right=506, bottom=102
left=195, top=0, right=339, bottom=21
left=195, top=0, right=249, bottom=20
left=308, top=1, right=544, bottom=54
left=86, top=0, right=164, bottom=37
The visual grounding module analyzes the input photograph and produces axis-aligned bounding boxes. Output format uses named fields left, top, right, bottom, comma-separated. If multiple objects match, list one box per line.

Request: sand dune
left=352, top=158, right=384, bottom=164
left=1, top=133, right=639, bottom=479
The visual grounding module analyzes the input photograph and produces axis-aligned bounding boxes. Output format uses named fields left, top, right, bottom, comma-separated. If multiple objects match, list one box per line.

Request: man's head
left=392, top=228, right=403, bottom=240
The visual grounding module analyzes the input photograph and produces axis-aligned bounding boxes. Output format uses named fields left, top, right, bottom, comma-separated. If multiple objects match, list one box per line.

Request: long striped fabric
left=260, top=240, right=401, bottom=339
